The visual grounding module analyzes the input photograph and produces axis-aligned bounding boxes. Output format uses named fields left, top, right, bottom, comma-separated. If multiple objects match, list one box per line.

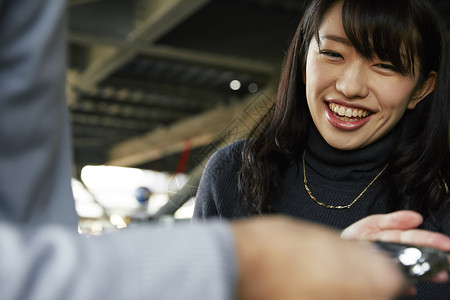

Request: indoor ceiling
left=67, top=0, right=450, bottom=181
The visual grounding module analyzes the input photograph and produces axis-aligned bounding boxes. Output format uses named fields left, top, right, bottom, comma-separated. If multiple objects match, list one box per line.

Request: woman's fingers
left=341, top=211, right=424, bottom=240
left=376, top=210, right=423, bottom=230
left=372, top=229, right=450, bottom=251
left=348, top=227, right=450, bottom=252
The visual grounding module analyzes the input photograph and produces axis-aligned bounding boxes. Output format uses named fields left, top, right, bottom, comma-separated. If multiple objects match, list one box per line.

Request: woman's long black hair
left=238, top=0, right=450, bottom=228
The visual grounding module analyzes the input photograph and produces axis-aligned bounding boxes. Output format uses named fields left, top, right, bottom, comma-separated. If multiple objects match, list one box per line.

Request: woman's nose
left=335, top=63, right=369, bottom=99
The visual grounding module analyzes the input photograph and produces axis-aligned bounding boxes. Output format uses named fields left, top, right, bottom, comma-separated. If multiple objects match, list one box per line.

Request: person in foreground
left=1, top=0, right=441, bottom=299
left=194, top=0, right=450, bottom=298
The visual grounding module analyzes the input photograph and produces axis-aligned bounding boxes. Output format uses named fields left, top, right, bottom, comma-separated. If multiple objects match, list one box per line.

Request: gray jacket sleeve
left=0, top=221, right=237, bottom=300
left=0, top=0, right=77, bottom=227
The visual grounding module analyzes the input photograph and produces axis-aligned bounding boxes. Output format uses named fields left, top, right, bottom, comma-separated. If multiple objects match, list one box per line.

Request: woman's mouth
left=328, top=103, right=371, bottom=122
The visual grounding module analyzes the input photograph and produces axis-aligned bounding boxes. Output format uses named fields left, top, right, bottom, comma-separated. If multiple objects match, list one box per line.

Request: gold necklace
left=302, top=150, right=388, bottom=209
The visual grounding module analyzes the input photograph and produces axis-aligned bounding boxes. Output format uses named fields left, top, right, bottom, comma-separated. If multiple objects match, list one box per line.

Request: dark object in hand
left=374, top=241, right=449, bottom=284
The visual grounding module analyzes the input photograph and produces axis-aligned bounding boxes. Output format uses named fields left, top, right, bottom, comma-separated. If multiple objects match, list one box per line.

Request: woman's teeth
left=328, top=103, right=370, bottom=121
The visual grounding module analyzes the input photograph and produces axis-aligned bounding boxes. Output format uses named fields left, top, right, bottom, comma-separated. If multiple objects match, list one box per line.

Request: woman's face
left=304, top=2, right=433, bottom=150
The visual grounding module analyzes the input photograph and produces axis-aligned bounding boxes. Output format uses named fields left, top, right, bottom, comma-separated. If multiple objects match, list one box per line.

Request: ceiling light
left=230, top=79, right=241, bottom=91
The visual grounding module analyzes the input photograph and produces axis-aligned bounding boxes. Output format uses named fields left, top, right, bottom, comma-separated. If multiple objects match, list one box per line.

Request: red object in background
left=176, top=138, right=191, bottom=174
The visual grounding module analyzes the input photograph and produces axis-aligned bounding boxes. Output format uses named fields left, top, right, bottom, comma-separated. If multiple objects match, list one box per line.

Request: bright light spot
left=248, top=82, right=259, bottom=93
left=230, top=79, right=241, bottom=91
left=167, top=173, right=189, bottom=194
left=91, top=222, right=103, bottom=234
left=72, top=178, right=104, bottom=219
left=411, top=262, right=430, bottom=276
left=110, top=214, right=128, bottom=229
left=78, top=165, right=195, bottom=223
left=80, top=165, right=170, bottom=215
left=174, top=197, right=195, bottom=219
left=75, top=202, right=104, bottom=219
left=72, top=179, right=94, bottom=203
left=399, top=248, right=422, bottom=266
left=147, top=193, right=169, bottom=215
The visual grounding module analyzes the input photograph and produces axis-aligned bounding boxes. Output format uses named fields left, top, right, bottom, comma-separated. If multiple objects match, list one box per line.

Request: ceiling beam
left=75, top=0, right=213, bottom=90
left=69, top=32, right=278, bottom=76
left=107, top=81, right=278, bottom=167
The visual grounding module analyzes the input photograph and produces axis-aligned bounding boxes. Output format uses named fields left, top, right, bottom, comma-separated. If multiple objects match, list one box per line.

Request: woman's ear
left=407, top=71, right=437, bottom=109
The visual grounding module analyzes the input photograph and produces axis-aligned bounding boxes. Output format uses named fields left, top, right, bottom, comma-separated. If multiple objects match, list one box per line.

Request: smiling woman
left=193, top=0, right=450, bottom=299
left=304, top=1, right=436, bottom=150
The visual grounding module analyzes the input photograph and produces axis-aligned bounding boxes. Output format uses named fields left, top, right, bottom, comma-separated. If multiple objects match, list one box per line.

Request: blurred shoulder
left=204, top=140, right=247, bottom=174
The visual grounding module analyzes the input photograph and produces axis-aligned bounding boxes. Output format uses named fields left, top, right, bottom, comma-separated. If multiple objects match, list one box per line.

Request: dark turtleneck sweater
left=193, top=126, right=449, bottom=300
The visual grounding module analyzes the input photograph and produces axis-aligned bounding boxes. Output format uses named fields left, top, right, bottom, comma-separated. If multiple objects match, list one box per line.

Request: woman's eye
left=375, top=63, right=397, bottom=72
left=320, top=50, right=342, bottom=59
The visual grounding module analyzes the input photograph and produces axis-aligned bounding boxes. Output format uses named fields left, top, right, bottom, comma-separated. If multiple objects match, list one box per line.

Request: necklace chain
left=302, top=150, right=388, bottom=209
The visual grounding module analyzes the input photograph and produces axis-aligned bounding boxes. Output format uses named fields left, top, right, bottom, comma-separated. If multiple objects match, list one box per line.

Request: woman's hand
left=341, top=210, right=450, bottom=284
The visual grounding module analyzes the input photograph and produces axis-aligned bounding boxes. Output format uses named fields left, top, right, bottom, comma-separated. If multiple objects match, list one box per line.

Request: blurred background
left=67, top=0, right=450, bottom=234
